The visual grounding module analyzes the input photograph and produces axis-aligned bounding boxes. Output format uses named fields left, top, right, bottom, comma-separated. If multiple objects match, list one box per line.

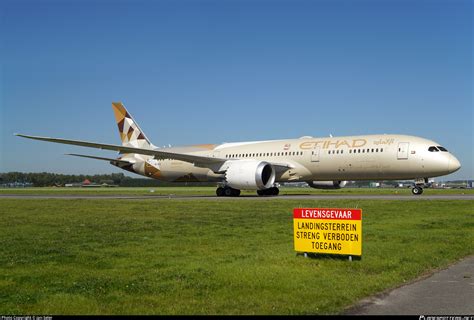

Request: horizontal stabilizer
left=66, top=153, right=133, bottom=164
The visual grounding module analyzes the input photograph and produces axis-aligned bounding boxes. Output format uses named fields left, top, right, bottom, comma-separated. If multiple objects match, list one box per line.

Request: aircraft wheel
left=257, top=188, right=279, bottom=196
left=222, top=187, right=240, bottom=197
left=412, top=186, right=423, bottom=195
left=224, top=187, right=233, bottom=197
left=216, top=187, right=224, bottom=197
left=273, top=187, right=280, bottom=196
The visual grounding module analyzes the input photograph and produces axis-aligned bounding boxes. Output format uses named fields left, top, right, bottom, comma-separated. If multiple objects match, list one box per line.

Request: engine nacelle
left=307, top=180, right=347, bottom=189
left=225, top=160, right=276, bottom=190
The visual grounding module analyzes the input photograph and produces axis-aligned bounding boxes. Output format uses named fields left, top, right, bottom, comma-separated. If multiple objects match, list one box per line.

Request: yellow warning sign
left=293, top=208, right=362, bottom=256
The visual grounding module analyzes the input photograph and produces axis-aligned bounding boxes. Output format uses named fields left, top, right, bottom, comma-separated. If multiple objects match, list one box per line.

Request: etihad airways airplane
left=17, top=102, right=461, bottom=196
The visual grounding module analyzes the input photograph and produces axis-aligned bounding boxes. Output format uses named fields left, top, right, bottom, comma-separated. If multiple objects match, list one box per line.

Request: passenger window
left=341, top=150, right=344, bottom=154
left=381, top=148, right=383, bottom=152
left=371, top=149, right=374, bottom=153
left=376, top=148, right=378, bottom=152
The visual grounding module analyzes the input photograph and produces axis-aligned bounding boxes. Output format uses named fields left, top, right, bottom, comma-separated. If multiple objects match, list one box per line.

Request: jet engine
left=307, top=180, right=347, bottom=189
left=225, top=160, right=276, bottom=190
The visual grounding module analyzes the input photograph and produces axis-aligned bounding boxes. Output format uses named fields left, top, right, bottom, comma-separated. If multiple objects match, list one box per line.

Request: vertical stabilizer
left=112, top=102, right=154, bottom=149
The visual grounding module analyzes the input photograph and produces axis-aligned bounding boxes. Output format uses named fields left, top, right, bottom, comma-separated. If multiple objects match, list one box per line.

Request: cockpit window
left=428, top=146, right=439, bottom=152
left=437, top=146, right=448, bottom=152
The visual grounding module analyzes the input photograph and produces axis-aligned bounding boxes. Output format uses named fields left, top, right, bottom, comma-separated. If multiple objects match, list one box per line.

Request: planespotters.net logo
left=419, top=316, right=474, bottom=320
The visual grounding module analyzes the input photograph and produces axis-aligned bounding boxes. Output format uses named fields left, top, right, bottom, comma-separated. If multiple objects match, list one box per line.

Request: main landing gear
left=215, top=186, right=280, bottom=197
left=216, top=186, right=241, bottom=197
left=257, top=187, right=279, bottom=196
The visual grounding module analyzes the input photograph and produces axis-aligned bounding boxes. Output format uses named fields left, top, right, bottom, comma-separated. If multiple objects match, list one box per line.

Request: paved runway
left=1, top=194, right=473, bottom=200
left=345, top=255, right=474, bottom=315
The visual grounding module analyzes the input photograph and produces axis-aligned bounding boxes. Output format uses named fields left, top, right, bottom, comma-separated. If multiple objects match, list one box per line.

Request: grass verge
left=0, top=199, right=472, bottom=314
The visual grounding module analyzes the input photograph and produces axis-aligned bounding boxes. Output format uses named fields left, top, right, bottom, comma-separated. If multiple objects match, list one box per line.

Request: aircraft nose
left=448, top=155, right=461, bottom=173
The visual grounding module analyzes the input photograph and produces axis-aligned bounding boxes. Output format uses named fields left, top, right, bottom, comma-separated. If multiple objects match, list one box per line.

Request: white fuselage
left=120, top=134, right=461, bottom=184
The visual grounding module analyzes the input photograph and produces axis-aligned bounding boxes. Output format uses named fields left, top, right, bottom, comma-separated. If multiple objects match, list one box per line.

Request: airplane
left=16, top=102, right=461, bottom=196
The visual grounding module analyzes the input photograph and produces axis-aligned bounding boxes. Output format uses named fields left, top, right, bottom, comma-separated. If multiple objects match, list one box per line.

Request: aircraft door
left=397, top=142, right=409, bottom=160
left=311, top=146, right=320, bottom=162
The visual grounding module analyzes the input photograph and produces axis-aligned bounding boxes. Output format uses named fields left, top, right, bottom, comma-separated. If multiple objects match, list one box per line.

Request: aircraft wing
left=16, top=134, right=294, bottom=171
left=16, top=134, right=226, bottom=165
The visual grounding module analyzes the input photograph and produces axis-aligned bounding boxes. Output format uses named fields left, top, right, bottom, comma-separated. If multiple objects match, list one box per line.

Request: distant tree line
left=0, top=172, right=127, bottom=187
left=0, top=172, right=215, bottom=187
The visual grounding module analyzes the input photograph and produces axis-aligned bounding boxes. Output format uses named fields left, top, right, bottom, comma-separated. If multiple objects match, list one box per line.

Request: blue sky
left=1, top=0, right=472, bottom=180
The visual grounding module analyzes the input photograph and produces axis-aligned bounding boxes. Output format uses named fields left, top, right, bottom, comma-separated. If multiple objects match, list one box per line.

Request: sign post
left=293, top=208, right=362, bottom=258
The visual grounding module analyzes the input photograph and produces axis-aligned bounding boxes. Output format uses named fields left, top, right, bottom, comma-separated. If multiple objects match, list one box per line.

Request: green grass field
left=0, top=196, right=472, bottom=314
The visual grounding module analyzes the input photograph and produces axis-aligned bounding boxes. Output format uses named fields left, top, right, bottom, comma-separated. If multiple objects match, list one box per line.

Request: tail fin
left=112, top=102, right=154, bottom=149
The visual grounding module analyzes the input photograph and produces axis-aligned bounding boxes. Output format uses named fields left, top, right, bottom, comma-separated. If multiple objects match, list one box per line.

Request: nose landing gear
left=411, top=186, right=424, bottom=195
left=412, top=178, right=430, bottom=195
